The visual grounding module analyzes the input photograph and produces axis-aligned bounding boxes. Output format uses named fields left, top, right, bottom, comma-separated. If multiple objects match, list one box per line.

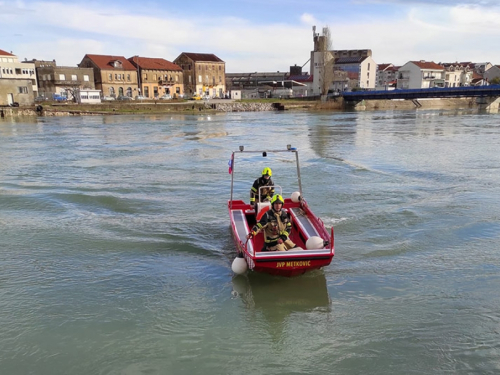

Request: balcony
left=158, top=79, right=175, bottom=85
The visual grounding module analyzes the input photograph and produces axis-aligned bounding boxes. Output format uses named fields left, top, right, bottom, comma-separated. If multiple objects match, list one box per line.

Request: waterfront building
left=309, top=27, right=377, bottom=94
left=128, top=56, right=184, bottom=99
left=441, top=62, right=473, bottom=87
left=174, top=53, right=226, bottom=98
left=376, top=63, right=399, bottom=90
left=333, top=50, right=377, bottom=90
left=226, top=71, right=288, bottom=99
left=397, top=61, right=445, bottom=89
left=0, top=49, right=37, bottom=106
left=27, top=59, right=95, bottom=101
left=79, top=54, right=138, bottom=98
left=484, top=65, right=500, bottom=84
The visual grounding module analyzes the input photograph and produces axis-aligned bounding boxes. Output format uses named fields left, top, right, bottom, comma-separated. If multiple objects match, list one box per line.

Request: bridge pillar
left=476, top=96, right=500, bottom=111
left=354, top=100, right=366, bottom=111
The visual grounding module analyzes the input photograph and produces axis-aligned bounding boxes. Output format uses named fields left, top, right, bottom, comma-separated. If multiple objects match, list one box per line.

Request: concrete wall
left=0, top=79, right=35, bottom=105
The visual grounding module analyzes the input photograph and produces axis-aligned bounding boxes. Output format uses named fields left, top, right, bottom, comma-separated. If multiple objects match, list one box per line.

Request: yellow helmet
left=271, top=194, right=284, bottom=205
left=262, top=167, right=272, bottom=177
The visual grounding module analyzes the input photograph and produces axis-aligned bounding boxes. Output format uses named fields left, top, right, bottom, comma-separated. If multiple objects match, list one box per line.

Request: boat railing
left=258, top=185, right=282, bottom=202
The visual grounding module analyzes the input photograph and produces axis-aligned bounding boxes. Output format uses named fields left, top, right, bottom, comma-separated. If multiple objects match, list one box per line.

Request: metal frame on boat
left=228, top=145, right=334, bottom=277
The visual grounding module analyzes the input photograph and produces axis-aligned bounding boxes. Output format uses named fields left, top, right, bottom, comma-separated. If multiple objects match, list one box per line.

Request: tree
left=62, top=85, right=81, bottom=103
left=318, top=26, right=335, bottom=98
left=490, top=76, right=500, bottom=85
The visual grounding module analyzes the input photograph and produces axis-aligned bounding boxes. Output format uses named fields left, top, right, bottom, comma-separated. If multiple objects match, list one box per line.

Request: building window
left=189, top=76, right=192, bottom=83
left=18, top=86, right=28, bottom=93
left=109, top=73, right=112, bottom=81
left=153, top=74, right=157, bottom=81
left=59, top=74, right=65, bottom=80
left=83, top=75, right=89, bottom=81
left=71, top=74, right=77, bottom=81
left=127, top=74, right=130, bottom=82
left=198, top=75, right=202, bottom=83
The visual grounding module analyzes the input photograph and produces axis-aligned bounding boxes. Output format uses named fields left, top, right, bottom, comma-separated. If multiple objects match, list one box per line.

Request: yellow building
left=129, top=56, right=184, bottom=99
left=79, top=54, right=138, bottom=98
left=174, top=53, right=226, bottom=98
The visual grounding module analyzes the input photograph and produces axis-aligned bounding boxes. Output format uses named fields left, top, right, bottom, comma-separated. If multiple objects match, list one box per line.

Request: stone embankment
left=208, top=102, right=275, bottom=112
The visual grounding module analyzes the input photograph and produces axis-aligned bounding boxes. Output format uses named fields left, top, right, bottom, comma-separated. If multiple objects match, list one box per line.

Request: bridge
left=341, top=85, right=500, bottom=102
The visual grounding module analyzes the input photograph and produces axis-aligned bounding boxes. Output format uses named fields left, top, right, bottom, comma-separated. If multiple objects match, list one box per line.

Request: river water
left=1, top=109, right=500, bottom=375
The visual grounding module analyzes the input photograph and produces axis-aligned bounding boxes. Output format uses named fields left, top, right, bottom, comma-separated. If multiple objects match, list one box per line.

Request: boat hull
left=229, top=198, right=334, bottom=277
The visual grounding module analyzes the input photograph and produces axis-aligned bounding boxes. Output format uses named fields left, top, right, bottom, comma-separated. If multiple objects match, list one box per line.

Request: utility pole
left=136, top=55, right=141, bottom=95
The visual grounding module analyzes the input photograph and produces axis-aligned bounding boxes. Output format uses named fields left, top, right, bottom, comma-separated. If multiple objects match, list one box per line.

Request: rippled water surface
left=1, top=110, right=500, bottom=374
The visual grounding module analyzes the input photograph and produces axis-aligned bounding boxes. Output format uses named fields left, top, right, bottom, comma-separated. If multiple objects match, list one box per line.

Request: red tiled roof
left=128, top=56, right=181, bottom=71
left=347, top=72, right=359, bottom=80
left=0, top=49, right=15, bottom=56
left=377, top=63, right=393, bottom=71
left=82, top=54, right=136, bottom=70
left=411, top=61, right=444, bottom=70
left=179, top=53, right=223, bottom=63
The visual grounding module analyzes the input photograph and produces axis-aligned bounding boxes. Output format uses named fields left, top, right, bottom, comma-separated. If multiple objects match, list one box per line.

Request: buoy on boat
left=231, top=253, right=248, bottom=275
left=256, top=201, right=271, bottom=221
left=291, top=191, right=301, bottom=203
left=306, top=236, right=324, bottom=250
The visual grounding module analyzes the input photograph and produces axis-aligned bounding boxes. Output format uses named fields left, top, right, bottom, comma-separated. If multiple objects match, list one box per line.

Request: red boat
left=228, top=146, right=334, bottom=277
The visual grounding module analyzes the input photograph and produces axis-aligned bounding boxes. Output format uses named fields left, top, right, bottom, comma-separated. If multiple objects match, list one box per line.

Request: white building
left=484, top=65, right=500, bottom=84
left=376, top=63, right=399, bottom=90
left=333, top=50, right=377, bottom=90
left=76, top=89, right=101, bottom=104
left=0, top=49, right=38, bottom=105
left=441, top=62, right=473, bottom=87
left=397, top=61, right=445, bottom=89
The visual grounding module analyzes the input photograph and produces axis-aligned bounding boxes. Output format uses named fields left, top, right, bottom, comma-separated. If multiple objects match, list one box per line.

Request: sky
left=1, top=0, right=499, bottom=73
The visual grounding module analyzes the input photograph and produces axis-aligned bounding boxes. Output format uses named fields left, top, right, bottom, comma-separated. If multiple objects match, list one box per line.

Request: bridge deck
left=342, top=85, right=500, bottom=101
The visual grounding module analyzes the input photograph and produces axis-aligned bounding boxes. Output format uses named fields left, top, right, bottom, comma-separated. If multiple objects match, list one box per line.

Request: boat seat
left=231, top=209, right=254, bottom=255
left=289, top=207, right=320, bottom=239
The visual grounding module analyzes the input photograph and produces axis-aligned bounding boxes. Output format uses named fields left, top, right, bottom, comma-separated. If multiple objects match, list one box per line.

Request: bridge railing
left=341, top=85, right=500, bottom=101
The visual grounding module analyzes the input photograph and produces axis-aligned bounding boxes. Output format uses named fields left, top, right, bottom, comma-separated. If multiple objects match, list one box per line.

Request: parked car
left=52, top=94, right=66, bottom=102
left=117, top=95, right=133, bottom=101
left=159, top=94, right=172, bottom=100
left=35, top=96, right=47, bottom=102
left=201, top=94, right=211, bottom=100
left=189, top=94, right=202, bottom=100
left=135, top=95, right=147, bottom=100
left=102, top=96, right=116, bottom=101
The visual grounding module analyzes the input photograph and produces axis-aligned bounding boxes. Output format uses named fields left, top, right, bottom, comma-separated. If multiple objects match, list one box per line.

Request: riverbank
left=0, top=97, right=495, bottom=118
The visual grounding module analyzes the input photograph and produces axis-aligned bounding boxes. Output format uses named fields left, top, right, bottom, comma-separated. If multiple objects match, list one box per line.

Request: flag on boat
left=228, top=154, right=234, bottom=174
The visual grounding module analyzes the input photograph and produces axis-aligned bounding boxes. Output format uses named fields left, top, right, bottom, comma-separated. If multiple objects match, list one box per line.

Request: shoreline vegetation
left=0, top=97, right=492, bottom=118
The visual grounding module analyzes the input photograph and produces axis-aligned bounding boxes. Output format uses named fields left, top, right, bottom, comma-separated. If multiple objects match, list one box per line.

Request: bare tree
left=62, top=85, right=81, bottom=103
left=318, top=26, right=335, bottom=99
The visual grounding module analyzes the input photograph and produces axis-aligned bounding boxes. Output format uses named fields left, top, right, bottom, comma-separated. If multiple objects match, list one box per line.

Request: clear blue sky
left=1, top=0, right=498, bottom=72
